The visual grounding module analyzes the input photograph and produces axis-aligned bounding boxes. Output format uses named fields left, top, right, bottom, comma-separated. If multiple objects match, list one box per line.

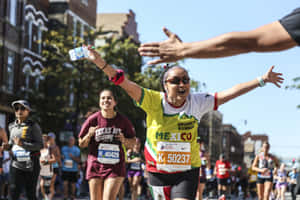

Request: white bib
left=156, top=142, right=191, bottom=172
left=130, top=162, right=141, bottom=170
left=97, top=144, right=120, bottom=164
left=12, top=145, right=31, bottom=162
left=219, top=167, right=226, bottom=175
left=64, top=159, right=73, bottom=168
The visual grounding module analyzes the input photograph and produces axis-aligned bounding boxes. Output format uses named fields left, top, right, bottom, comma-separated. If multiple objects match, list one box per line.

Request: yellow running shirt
left=135, top=88, right=217, bottom=174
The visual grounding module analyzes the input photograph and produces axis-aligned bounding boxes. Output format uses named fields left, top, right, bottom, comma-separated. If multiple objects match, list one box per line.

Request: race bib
left=97, top=144, right=120, bottom=164
left=250, top=174, right=257, bottom=182
left=64, top=159, right=73, bottom=168
left=259, top=169, right=271, bottom=178
left=12, top=145, right=31, bottom=162
left=43, top=176, right=52, bottom=187
left=156, top=142, right=191, bottom=172
left=130, top=162, right=141, bottom=170
left=219, top=168, right=226, bottom=175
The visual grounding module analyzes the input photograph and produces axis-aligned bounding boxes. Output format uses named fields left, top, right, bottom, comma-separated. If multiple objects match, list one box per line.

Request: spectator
left=138, top=7, right=300, bottom=65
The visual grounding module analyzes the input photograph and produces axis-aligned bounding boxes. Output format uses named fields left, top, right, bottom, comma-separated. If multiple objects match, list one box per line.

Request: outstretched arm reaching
left=216, top=66, right=283, bottom=107
left=86, top=46, right=143, bottom=103
left=139, top=22, right=297, bottom=65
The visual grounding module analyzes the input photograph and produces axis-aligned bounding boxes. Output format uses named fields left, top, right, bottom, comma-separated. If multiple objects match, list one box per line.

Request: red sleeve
left=214, top=92, right=218, bottom=110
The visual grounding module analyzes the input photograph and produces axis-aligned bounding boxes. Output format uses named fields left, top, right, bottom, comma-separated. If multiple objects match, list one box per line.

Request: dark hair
left=99, top=88, right=117, bottom=102
left=160, top=64, right=188, bottom=92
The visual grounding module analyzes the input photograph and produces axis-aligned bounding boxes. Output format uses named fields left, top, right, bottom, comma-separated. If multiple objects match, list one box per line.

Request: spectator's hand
left=262, top=66, right=284, bottom=88
left=138, top=27, right=184, bottom=65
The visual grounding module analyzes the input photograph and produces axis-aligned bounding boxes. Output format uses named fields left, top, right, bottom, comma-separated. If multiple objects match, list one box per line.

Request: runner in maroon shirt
left=78, top=89, right=136, bottom=200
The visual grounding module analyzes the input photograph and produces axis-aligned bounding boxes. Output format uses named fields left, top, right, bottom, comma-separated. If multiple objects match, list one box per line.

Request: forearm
left=217, top=78, right=260, bottom=106
left=94, top=59, right=142, bottom=102
left=182, top=32, right=254, bottom=59
left=182, top=21, right=297, bottom=59
left=78, top=134, right=93, bottom=148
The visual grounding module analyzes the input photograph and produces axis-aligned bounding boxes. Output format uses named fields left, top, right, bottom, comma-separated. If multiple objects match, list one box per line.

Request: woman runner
left=252, top=141, right=279, bottom=200
left=78, top=89, right=136, bottom=200
left=86, top=46, right=283, bottom=200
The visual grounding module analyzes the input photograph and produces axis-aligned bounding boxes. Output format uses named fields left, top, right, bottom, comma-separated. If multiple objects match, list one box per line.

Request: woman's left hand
left=262, top=66, right=284, bottom=88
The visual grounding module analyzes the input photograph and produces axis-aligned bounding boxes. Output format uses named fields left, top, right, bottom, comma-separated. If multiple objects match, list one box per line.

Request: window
left=9, top=0, right=17, bottom=26
left=69, top=83, right=74, bottom=106
left=33, top=69, right=42, bottom=90
left=81, top=0, right=88, bottom=6
left=73, top=19, right=77, bottom=44
left=27, top=18, right=33, bottom=49
left=80, top=24, right=84, bottom=39
left=23, top=64, right=32, bottom=90
left=37, top=24, right=43, bottom=54
left=6, top=52, right=15, bottom=92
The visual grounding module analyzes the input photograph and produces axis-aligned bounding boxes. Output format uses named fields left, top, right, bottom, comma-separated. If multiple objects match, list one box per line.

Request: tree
left=287, top=77, right=300, bottom=108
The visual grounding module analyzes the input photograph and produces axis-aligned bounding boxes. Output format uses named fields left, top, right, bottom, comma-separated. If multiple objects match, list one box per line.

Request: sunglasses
left=14, top=106, right=26, bottom=111
left=165, top=77, right=190, bottom=85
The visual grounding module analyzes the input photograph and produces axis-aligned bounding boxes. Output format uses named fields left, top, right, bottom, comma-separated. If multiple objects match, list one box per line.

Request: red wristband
left=109, top=69, right=125, bottom=85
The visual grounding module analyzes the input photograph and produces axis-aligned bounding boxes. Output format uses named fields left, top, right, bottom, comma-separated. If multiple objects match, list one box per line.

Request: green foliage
left=286, top=76, right=300, bottom=108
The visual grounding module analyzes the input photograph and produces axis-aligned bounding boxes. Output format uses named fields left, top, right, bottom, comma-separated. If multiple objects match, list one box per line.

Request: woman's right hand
left=85, top=45, right=107, bottom=67
left=88, top=126, right=99, bottom=138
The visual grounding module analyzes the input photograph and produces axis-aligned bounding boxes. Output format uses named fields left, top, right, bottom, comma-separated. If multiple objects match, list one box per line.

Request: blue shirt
left=288, top=171, right=299, bottom=181
left=61, top=146, right=80, bottom=172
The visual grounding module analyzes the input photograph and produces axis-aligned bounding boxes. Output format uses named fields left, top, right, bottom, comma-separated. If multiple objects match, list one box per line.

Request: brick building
left=95, top=9, right=140, bottom=45
left=198, top=111, right=223, bottom=164
left=222, top=124, right=244, bottom=166
left=48, top=0, right=96, bottom=33
left=0, top=0, right=49, bottom=129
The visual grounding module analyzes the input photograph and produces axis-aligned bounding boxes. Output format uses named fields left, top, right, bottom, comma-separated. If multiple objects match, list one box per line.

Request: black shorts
left=249, top=182, right=256, bottom=189
left=217, top=178, right=229, bottom=186
left=199, top=177, right=207, bottom=184
left=257, top=177, right=273, bottom=184
left=61, top=171, right=78, bottom=183
left=53, top=167, right=59, bottom=175
left=279, top=7, right=300, bottom=45
left=148, top=168, right=199, bottom=200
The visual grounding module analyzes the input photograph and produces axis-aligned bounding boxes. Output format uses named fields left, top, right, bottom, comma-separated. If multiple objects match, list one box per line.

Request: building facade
left=222, top=124, right=244, bottom=166
left=0, top=0, right=49, bottom=129
left=95, top=9, right=140, bottom=46
left=243, top=131, right=269, bottom=168
left=49, top=0, right=96, bottom=35
left=198, top=110, right=223, bottom=165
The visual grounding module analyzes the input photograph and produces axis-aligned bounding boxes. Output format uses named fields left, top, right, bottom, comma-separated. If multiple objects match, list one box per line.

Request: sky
left=97, top=0, right=300, bottom=158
